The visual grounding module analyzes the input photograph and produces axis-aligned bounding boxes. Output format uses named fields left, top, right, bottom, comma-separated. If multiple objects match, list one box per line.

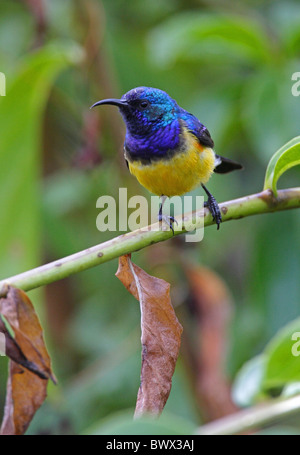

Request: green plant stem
left=197, top=393, right=300, bottom=435
left=0, top=187, right=299, bottom=297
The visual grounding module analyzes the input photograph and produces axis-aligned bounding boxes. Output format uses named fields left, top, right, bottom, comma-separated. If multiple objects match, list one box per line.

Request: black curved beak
left=90, top=98, right=128, bottom=109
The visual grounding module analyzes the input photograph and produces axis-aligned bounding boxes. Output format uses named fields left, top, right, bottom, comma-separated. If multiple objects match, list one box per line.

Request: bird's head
left=91, top=87, right=179, bottom=136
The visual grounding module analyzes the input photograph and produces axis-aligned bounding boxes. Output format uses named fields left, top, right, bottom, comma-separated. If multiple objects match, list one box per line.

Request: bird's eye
left=139, top=100, right=149, bottom=110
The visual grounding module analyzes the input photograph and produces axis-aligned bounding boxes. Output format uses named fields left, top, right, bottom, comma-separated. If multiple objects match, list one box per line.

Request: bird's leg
left=158, top=195, right=178, bottom=235
left=201, top=184, right=222, bottom=230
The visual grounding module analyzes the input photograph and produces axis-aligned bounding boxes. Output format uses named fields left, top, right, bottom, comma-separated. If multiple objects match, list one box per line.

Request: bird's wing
left=180, top=110, right=215, bottom=148
left=180, top=110, right=243, bottom=173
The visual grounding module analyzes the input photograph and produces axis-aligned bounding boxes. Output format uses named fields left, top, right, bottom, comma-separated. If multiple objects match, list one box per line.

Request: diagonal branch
left=0, top=187, right=299, bottom=296
left=197, top=393, right=300, bottom=435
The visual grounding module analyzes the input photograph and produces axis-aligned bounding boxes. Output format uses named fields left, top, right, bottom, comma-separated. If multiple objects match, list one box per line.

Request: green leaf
left=148, top=13, right=272, bottom=68
left=282, top=382, right=300, bottom=398
left=263, top=136, right=300, bottom=196
left=83, top=409, right=196, bottom=435
left=0, top=43, right=82, bottom=277
left=262, top=317, right=300, bottom=389
left=232, top=355, right=266, bottom=407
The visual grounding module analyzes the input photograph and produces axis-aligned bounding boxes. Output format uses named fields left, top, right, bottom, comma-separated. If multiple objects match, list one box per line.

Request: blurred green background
left=0, top=0, right=299, bottom=435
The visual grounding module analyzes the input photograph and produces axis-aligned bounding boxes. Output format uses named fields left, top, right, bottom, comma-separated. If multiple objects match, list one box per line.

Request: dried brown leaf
left=0, top=286, right=55, bottom=435
left=116, top=254, right=183, bottom=418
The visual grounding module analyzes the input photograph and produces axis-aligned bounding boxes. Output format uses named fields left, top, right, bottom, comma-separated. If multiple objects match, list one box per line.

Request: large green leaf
left=232, top=355, right=267, bottom=407
left=148, top=13, right=272, bottom=68
left=263, top=136, right=300, bottom=196
left=0, top=43, right=81, bottom=277
left=262, top=317, right=300, bottom=389
left=233, top=318, right=300, bottom=401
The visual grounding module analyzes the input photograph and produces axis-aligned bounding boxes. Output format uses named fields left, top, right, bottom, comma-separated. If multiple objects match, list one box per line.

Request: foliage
left=264, top=137, right=300, bottom=195
left=0, top=0, right=299, bottom=435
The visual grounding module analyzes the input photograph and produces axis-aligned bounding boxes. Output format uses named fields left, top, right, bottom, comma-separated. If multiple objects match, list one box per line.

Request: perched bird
left=91, top=87, right=242, bottom=231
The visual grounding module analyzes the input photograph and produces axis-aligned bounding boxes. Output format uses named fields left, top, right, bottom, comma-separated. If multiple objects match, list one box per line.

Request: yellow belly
left=128, top=136, right=215, bottom=197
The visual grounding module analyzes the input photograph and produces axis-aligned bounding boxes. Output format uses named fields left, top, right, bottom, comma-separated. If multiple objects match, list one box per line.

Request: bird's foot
left=158, top=214, right=178, bottom=235
left=204, top=196, right=222, bottom=230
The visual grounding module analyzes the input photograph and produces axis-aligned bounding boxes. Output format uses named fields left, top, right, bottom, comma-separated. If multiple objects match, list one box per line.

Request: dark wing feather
left=179, top=109, right=214, bottom=148
left=214, top=154, right=243, bottom=174
left=197, top=126, right=214, bottom=148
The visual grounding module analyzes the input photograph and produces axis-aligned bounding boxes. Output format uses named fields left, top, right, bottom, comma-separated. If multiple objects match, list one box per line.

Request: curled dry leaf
left=116, top=254, right=183, bottom=418
left=0, top=286, right=56, bottom=435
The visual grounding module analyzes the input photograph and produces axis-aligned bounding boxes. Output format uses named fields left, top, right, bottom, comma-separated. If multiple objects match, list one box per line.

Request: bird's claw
left=158, top=214, right=178, bottom=235
left=204, top=196, right=222, bottom=230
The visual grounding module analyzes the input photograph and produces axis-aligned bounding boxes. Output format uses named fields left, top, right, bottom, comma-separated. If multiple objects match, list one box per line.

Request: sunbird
left=91, top=87, right=242, bottom=231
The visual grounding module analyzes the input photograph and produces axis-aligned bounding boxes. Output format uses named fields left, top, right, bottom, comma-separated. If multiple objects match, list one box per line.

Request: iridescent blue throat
left=124, top=118, right=182, bottom=162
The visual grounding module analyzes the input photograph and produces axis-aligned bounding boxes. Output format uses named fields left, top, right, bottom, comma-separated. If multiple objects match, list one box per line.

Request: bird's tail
left=214, top=154, right=243, bottom=174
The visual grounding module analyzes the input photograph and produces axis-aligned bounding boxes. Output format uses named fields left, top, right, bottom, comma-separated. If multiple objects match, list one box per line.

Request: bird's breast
left=125, top=119, right=181, bottom=163
left=126, top=127, right=216, bottom=197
